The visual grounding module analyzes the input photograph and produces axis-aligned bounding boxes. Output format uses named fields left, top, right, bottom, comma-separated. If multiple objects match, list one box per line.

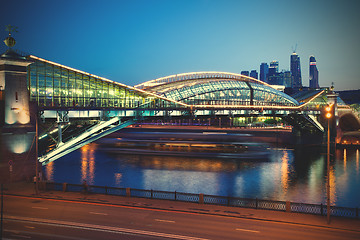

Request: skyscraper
left=282, top=71, right=292, bottom=88
left=267, top=61, right=278, bottom=85
left=270, top=61, right=279, bottom=73
left=309, top=56, right=319, bottom=89
left=290, top=52, right=302, bottom=88
left=260, top=63, right=269, bottom=83
left=250, top=70, right=258, bottom=79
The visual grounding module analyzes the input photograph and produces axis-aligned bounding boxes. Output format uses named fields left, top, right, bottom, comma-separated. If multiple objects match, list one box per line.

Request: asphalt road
left=2, top=195, right=360, bottom=240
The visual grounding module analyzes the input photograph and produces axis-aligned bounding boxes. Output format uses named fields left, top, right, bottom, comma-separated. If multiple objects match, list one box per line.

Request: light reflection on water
left=43, top=142, right=360, bottom=208
left=80, top=144, right=96, bottom=185
left=357, top=149, right=359, bottom=174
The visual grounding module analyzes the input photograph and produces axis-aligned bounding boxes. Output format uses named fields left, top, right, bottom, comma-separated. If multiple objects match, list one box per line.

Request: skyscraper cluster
left=241, top=51, right=320, bottom=90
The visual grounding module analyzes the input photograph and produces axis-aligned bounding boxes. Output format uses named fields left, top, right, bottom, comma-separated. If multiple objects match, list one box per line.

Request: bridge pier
left=0, top=49, right=36, bottom=183
left=293, top=128, right=302, bottom=146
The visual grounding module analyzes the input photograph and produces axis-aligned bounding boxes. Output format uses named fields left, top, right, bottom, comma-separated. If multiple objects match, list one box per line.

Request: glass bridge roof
left=136, top=72, right=299, bottom=107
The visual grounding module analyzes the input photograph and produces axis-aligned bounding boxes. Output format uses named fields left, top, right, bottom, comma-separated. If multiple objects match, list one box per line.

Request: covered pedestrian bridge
left=24, top=56, right=328, bottom=164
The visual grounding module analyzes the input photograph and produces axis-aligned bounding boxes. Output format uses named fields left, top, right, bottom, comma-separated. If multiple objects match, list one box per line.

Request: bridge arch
left=135, top=72, right=299, bottom=107
left=339, top=113, right=360, bottom=131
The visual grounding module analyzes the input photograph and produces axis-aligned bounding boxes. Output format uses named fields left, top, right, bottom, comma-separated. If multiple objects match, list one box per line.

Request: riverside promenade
left=2, top=181, right=360, bottom=233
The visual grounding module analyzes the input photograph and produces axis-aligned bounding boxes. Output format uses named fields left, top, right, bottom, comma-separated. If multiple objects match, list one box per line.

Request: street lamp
left=35, top=114, right=39, bottom=195
left=325, top=104, right=333, bottom=224
left=24, top=110, right=39, bottom=194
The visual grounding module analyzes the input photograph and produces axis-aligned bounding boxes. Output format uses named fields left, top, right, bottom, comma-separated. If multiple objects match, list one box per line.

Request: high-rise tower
left=250, top=70, right=258, bottom=79
left=309, top=56, right=319, bottom=89
left=290, top=52, right=302, bottom=88
left=270, top=61, right=279, bottom=73
left=260, top=63, right=269, bottom=83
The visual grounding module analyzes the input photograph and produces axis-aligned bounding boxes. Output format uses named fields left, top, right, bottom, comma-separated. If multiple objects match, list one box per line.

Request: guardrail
left=43, top=182, right=359, bottom=219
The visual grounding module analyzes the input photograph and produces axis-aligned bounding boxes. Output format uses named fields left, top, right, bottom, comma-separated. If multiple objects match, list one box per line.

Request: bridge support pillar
left=326, top=91, right=338, bottom=145
left=56, top=111, right=68, bottom=145
left=58, top=123, right=63, bottom=144
left=293, top=128, right=302, bottom=145
left=0, top=49, right=35, bottom=183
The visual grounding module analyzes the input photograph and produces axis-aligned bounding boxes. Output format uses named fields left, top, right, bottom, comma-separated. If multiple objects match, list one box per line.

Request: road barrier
left=45, top=182, right=359, bottom=219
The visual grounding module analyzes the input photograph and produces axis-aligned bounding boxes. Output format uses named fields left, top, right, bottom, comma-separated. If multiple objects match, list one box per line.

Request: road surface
left=2, top=195, right=360, bottom=240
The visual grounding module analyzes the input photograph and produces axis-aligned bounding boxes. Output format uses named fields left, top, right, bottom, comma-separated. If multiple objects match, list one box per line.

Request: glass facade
left=27, top=56, right=181, bottom=109
left=249, top=82, right=298, bottom=106
left=27, top=57, right=299, bottom=110
left=146, top=77, right=299, bottom=107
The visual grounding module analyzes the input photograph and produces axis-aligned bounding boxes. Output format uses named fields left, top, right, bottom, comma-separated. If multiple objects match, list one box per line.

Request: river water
left=42, top=128, right=360, bottom=208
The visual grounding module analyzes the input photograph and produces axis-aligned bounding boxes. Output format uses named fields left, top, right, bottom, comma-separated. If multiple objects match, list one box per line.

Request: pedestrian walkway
left=3, top=181, right=360, bottom=233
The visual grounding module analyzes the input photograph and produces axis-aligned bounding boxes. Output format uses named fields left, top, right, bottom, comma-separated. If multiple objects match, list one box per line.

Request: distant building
left=309, top=56, right=319, bottom=89
left=267, top=61, right=278, bottom=85
left=268, top=69, right=292, bottom=87
left=281, top=71, right=292, bottom=88
left=260, top=63, right=269, bottom=83
left=267, top=67, right=278, bottom=85
left=250, top=70, right=258, bottom=79
left=270, top=61, right=279, bottom=73
left=268, top=66, right=277, bottom=77
left=241, top=71, right=249, bottom=76
left=290, top=52, right=302, bottom=88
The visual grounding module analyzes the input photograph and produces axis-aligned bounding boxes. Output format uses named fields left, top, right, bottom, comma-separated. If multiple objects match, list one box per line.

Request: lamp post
left=35, top=114, right=39, bottom=195
left=325, top=104, right=332, bottom=224
left=26, top=110, right=39, bottom=195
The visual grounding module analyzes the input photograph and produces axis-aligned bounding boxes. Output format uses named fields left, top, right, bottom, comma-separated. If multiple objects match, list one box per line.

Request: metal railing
left=43, top=182, right=359, bottom=219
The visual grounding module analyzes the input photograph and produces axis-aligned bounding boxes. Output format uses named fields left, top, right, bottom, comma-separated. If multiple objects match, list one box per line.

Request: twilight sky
left=1, top=0, right=360, bottom=91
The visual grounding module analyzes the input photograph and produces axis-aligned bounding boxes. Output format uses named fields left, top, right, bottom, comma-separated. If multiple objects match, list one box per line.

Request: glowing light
left=135, top=71, right=274, bottom=90
left=5, top=133, right=34, bottom=154
left=29, top=55, right=189, bottom=108
left=329, top=165, right=337, bottom=205
left=115, top=173, right=122, bottom=186
left=280, top=150, right=289, bottom=194
left=344, top=149, right=347, bottom=171
left=45, top=161, right=54, bottom=182
left=325, top=104, right=333, bottom=119
left=39, top=123, right=70, bottom=139
left=356, top=149, right=359, bottom=175
left=80, top=144, right=96, bottom=185
left=298, top=90, right=325, bottom=108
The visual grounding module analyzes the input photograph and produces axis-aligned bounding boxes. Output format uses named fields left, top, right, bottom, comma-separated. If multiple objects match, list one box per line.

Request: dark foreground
left=1, top=182, right=360, bottom=240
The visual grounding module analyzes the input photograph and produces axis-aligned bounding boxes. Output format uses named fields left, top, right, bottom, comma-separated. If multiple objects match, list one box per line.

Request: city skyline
left=1, top=0, right=360, bottom=91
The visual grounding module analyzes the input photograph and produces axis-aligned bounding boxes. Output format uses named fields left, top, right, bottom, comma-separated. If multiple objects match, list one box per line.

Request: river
left=42, top=127, right=360, bottom=208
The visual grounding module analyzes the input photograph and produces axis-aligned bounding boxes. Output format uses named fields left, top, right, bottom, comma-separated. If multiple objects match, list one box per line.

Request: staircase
left=39, top=117, right=136, bottom=165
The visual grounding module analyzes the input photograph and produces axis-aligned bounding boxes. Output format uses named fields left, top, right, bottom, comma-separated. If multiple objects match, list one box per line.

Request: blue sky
left=1, top=0, right=360, bottom=90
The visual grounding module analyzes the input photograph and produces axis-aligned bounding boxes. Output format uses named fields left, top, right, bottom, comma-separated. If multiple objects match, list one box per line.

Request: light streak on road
left=89, top=212, right=108, bottom=216
left=155, top=219, right=176, bottom=223
left=235, top=228, right=260, bottom=233
left=5, top=215, right=210, bottom=240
